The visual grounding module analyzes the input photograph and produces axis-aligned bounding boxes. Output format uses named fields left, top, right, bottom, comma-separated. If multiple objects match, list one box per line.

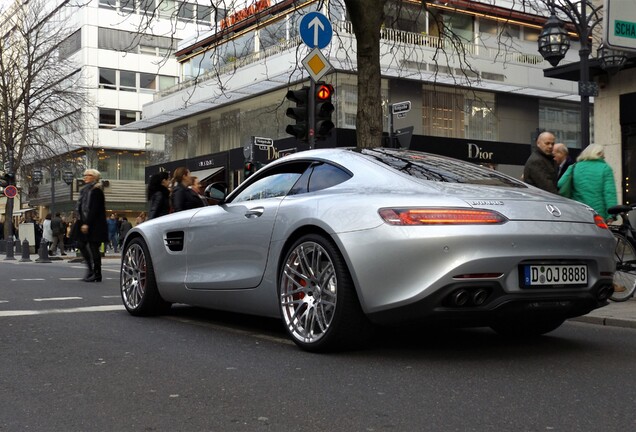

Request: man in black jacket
left=523, top=131, right=559, bottom=194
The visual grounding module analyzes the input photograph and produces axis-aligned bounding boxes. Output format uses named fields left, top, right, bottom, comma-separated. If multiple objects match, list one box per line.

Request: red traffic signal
left=316, top=84, right=333, bottom=101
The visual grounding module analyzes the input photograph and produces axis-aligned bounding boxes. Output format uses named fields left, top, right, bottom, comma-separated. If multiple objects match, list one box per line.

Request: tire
left=611, top=233, right=636, bottom=302
left=278, top=234, right=371, bottom=352
left=120, top=237, right=171, bottom=316
left=490, top=317, right=565, bottom=338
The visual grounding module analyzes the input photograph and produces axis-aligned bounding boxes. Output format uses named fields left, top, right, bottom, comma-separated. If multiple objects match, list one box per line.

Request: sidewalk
left=571, top=298, right=636, bottom=329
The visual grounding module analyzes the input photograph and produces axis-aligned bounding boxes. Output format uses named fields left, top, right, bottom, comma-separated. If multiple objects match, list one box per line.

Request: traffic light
left=285, top=86, right=310, bottom=141
left=314, top=83, right=335, bottom=140
left=244, top=160, right=256, bottom=178
left=0, top=171, right=15, bottom=187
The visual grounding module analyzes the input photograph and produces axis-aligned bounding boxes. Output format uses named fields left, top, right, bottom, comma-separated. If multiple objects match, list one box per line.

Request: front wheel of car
left=279, top=234, right=371, bottom=352
left=121, top=237, right=171, bottom=316
left=490, top=317, right=565, bottom=338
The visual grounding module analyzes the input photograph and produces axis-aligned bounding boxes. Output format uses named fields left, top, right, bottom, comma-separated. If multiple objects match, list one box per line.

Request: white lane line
left=0, top=305, right=125, bottom=317
left=102, top=295, right=120, bottom=299
left=60, top=278, right=83, bottom=281
left=0, top=300, right=8, bottom=304
left=34, top=297, right=83, bottom=302
left=10, top=278, right=46, bottom=282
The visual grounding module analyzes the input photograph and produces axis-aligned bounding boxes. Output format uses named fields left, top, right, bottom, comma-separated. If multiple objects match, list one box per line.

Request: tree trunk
left=345, top=0, right=386, bottom=148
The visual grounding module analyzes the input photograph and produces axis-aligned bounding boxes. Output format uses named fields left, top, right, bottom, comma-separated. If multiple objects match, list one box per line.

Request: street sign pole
left=309, top=79, right=316, bottom=149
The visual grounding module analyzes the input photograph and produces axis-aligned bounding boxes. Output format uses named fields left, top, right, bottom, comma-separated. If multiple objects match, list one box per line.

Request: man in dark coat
left=523, top=131, right=559, bottom=194
left=75, top=169, right=108, bottom=282
left=553, top=142, right=575, bottom=181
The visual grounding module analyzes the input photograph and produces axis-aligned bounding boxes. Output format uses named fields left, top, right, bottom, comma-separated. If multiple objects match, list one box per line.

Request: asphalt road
left=1, top=259, right=635, bottom=431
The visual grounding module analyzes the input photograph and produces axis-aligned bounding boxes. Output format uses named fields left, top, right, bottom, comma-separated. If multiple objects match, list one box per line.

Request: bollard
left=35, top=238, right=51, bottom=263
left=20, top=239, right=32, bottom=262
left=4, top=239, right=15, bottom=261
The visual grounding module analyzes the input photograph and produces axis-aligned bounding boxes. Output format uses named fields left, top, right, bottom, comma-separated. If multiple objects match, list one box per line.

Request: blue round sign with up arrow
left=299, top=12, right=332, bottom=49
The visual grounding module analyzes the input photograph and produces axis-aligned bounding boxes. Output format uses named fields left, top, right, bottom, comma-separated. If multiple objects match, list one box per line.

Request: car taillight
left=594, top=214, right=609, bottom=229
left=378, top=208, right=507, bottom=225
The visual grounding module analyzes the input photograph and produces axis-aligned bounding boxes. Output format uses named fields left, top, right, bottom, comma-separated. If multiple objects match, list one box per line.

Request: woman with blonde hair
left=557, top=144, right=617, bottom=220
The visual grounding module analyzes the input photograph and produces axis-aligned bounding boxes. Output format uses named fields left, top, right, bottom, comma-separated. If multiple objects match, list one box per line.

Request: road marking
left=60, top=278, right=82, bottom=281
left=34, top=297, right=83, bottom=302
left=10, top=278, right=45, bottom=281
left=102, top=295, right=120, bottom=299
left=0, top=305, right=125, bottom=317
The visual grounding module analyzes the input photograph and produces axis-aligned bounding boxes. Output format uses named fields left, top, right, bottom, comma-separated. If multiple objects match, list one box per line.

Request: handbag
left=558, top=163, right=576, bottom=198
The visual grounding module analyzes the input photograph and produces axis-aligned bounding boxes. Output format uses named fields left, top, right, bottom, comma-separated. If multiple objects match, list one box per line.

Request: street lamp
left=32, top=166, right=75, bottom=216
left=538, top=0, right=625, bottom=149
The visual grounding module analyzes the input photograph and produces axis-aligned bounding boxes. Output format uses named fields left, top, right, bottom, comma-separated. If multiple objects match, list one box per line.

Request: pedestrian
left=147, top=171, right=171, bottom=219
left=106, top=213, right=118, bottom=253
left=171, top=167, right=204, bottom=212
left=557, top=144, right=617, bottom=220
left=119, top=217, right=133, bottom=243
left=135, top=212, right=146, bottom=225
left=553, top=142, right=574, bottom=181
left=190, top=176, right=209, bottom=207
left=42, top=213, right=53, bottom=252
left=49, top=212, right=67, bottom=256
left=74, top=169, right=108, bottom=282
left=523, top=131, right=558, bottom=194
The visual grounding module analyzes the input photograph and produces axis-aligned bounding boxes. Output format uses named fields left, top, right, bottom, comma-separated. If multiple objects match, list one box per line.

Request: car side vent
left=165, top=231, right=184, bottom=252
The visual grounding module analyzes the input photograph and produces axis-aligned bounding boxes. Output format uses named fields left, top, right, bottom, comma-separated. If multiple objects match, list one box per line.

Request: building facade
left=1, top=0, right=213, bottom=223
left=119, top=0, right=614, bottom=195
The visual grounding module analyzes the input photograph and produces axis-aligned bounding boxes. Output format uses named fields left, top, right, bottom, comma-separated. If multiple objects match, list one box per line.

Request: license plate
left=522, top=264, right=587, bottom=287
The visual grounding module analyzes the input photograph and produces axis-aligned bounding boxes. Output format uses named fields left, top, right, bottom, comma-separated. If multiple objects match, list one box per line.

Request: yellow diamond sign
left=302, top=48, right=332, bottom=82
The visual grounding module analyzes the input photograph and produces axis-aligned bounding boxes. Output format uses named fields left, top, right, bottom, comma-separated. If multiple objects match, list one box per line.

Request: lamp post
left=32, top=166, right=74, bottom=216
left=538, top=0, right=626, bottom=149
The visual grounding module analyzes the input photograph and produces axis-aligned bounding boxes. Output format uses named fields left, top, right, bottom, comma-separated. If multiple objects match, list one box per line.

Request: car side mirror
left=205, top=182, right=227, bottom=202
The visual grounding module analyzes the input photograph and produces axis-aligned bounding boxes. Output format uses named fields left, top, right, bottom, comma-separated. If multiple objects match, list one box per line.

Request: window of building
left=177, top=1, right=195, bottom=21
left=539, top=101, right=588, bottom=149
left=139, top=0, right=154, bottom=14
left=159, top=0, right=175, bottom=18
left=99, top=68, right=117, bottom=89
left=443, top=12, right=474, bottom=42
left=197, top=5, right=214, bottom=25
left=383, top=1, right=427, bottom=33
left=59, top=29, right=81, bottom=59
left=159, top=75, right=177, bottom=91
left=422, top=87, right=498, bottom=140
left=99, top=0, right=116, bottom=8
left=99, top=108, right=117, bottom=128
left=120, top=70, right=136, bottom=91
left=120, top=0, right=136, bottom=13
left=120, top=110, right=138, bottom=125
left=139, top=73, right=157, bottom=91
left=98, top=27, right=177, bottom=55
left=259, top=17, right=287, bottom=50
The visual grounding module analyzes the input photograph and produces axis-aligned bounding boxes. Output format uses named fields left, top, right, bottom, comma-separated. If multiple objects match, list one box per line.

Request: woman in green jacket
left=557, top=144, right=617, bottom=220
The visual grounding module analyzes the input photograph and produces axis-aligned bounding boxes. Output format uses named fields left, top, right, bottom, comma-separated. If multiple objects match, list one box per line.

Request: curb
left=570, top=315, right=636, bottom=329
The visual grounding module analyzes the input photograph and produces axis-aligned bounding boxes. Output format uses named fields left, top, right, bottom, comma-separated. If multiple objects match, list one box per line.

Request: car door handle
left=245, top=207, right=264, bottom=218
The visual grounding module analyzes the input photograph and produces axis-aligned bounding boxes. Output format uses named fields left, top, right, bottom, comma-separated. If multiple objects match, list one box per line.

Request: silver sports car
left=120, top=147, right=616, bottom=352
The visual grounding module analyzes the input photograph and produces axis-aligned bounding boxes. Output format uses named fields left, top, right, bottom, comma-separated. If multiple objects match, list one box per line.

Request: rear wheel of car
left=490, top=317, right=565, bottom=338
left=279, top=234, right=371, bottom=352
left=121, top=237, right=171, bottom=316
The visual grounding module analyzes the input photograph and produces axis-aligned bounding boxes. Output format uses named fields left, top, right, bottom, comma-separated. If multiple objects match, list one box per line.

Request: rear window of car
left=360, top=148, right=526, bottom=188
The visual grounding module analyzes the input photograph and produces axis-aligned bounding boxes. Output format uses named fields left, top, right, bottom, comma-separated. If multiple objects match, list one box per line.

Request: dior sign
left=467, top=142, right=494, bottom=160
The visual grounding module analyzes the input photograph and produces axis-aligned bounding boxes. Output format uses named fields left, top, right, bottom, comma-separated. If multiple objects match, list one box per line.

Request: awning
left=190, top=166, right=224, bottom=182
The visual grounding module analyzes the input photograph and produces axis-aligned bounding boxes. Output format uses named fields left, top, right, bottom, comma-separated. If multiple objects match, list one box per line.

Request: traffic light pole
left=308, top=80, right=316, bottom=149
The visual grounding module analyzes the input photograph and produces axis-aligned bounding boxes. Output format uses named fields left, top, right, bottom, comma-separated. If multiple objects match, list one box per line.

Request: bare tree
left=0, top=0, right=90, bottom=240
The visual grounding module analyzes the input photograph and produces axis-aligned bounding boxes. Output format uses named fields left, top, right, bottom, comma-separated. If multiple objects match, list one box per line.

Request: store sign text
left=220, top=0, right=271, bottom=30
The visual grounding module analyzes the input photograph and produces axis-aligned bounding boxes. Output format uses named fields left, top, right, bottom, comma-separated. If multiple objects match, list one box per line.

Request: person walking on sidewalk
left=49, top=212, right=67, bottom=256
left=74, top=169, right=108, bottom=282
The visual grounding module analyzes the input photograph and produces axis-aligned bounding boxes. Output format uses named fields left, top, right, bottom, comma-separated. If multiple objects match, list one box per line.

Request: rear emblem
left=546, top=204, right=562, bottom=217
